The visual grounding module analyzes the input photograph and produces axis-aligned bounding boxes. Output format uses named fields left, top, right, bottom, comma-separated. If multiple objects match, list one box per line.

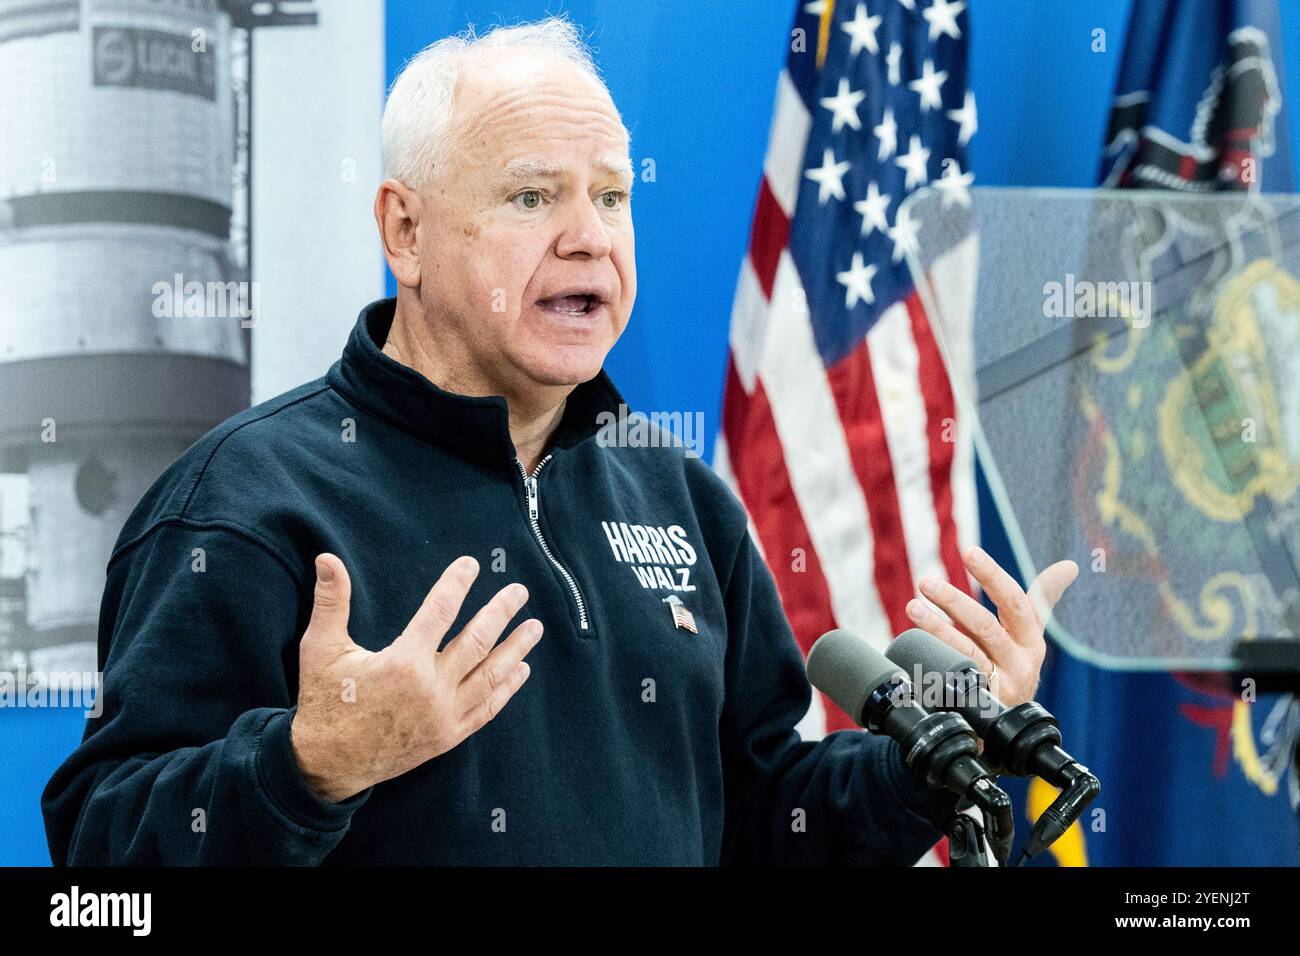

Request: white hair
left=382, top=16, right=627, bottom=190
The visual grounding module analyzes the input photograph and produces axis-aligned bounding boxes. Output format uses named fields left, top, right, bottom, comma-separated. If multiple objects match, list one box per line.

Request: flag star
left=923, top=0, right=966, bottom=41
left=820, top=77, right=866, bottom=133
left=886, top=42, right=902, bottom=85
left=853, top=181, right=892, bottom=235
left=947, top=89, right=978, bottom=145
left=841, top=2, right=882, bottom=57
left=836, top=251, right=878, bottom=309
left=897, top=0, right=916, bottom=10
left=894, top=134, right=931, bottom=190
left=803, top=0, right=829, bottom=15
left=935, top=158, right=974, bottom=208
left=805, top=147, right=852, bottom=204
left=874, top=106, right=898, bottom=160
left=888, top=206, right=921, bottom=261
left=909, top=58, right=948, bottom=111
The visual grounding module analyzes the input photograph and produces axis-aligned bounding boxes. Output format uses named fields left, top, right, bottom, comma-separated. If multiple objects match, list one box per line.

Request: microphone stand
left=873, top=698, right=1014, bottom=865
left=946, top=808, right=991, bottom=867
left=956, top=776, right=1014, bottom=867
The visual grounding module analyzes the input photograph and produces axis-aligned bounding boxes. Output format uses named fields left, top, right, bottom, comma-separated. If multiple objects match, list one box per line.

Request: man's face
left=415, top=50, right=636, bottom=392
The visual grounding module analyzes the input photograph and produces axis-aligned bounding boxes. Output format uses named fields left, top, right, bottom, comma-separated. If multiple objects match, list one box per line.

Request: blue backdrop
left=7, top=0, right=1300, bottom=866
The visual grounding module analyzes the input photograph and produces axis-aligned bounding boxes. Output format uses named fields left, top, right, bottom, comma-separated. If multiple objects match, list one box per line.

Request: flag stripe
left=729, top=258, right=771, bottom=393
left=866, top=300, right=946, bottom=593
left=826, top=339, right=915, bottom=637
left=748, top=177, right=790, bottom=300
left=721, top=359, right=854, bottom=730
left=924, top=234, right=982, bottom=569
left=763, top=70, right=815, bottom=216
left=906, top=292, right=971, bottom=593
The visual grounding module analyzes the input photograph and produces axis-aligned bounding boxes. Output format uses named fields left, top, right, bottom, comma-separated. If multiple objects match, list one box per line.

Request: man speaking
left=42, top=17, right=1075, bottom=865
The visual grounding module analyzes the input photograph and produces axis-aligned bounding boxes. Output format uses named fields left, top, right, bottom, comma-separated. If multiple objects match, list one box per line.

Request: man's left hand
left=904, top=548, right=1078, bottom=706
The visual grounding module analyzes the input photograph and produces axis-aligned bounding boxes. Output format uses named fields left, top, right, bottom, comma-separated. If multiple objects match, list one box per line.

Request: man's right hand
left=289, top=553, right=542, bottom=803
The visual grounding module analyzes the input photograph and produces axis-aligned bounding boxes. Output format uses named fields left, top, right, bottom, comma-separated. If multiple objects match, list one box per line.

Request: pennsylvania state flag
left=1008, top=0, right=1300, bottom=866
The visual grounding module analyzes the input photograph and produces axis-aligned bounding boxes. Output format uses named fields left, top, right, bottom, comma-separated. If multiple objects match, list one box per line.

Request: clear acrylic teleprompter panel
left=904, top=186, right=1300, bottom=670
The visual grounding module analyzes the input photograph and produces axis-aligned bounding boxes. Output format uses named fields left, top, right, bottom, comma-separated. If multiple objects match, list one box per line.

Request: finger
left=917, top=575, right=1017, bottom=663
left=303, top=554, right=354, bottom=648
left=440, top=581, right=530, bottom=680
left=457, top=618, right=543, bottom=719
left=903, top=598, right=995, bottom=675
left=962, top=547, right=1038, bottom=647
left=393, top=556, right=480, bottom=653
left=1027, top=560, right=1079, bottom=630
left=459, top=661, right=533, bottom=739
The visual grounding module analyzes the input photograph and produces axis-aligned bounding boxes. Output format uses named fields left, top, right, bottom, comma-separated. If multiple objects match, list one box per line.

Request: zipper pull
left=526, top=477, right=539, bottom=521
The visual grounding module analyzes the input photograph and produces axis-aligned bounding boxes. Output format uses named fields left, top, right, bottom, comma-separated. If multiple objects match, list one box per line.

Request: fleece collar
left=327, top=297, right=626, bottom=465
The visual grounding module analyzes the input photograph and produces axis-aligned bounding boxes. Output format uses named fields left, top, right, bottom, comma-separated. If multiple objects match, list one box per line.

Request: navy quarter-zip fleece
left=42, top=297, right=958, bottom=865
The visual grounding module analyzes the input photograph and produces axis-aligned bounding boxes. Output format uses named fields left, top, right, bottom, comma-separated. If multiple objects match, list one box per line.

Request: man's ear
left=375, top=179, right=423, bottom=289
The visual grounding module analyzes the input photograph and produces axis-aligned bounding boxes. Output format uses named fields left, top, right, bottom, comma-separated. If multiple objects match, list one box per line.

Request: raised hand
left=904, top=547, right=1078, bottom=706
left=290, top=553, right=542, bottom=803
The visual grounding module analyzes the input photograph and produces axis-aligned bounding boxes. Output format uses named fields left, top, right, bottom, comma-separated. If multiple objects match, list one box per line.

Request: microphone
left=806, top=628, right=1014, bottom=865
left=886, top=628, right=1100, bottom=864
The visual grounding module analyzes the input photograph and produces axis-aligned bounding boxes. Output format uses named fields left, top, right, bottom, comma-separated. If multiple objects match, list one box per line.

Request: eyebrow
left=491, top=154, right=634, bottom=191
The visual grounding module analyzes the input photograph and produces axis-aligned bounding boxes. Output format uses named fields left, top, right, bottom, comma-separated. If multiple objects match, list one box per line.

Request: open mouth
left=538, top=293, right=601, bottom=315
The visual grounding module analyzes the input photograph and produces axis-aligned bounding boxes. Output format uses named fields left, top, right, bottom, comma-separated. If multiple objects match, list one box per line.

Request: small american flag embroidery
left=662, top=595, right=698, bottom=634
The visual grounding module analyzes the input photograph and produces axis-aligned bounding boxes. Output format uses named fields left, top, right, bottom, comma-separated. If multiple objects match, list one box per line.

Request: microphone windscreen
left=806, top=629, right=903, bottom=726
left=887, top=627, right=978, bottom=676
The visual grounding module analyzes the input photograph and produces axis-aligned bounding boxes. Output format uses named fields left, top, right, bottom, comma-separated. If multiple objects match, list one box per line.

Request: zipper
left=515, top=454, right=590, bottom=631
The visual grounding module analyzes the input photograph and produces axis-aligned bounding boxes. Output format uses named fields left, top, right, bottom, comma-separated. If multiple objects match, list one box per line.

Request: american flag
left=714, top=0, right=981, bottom=862
left=663, top=595, right=699, bottom=634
